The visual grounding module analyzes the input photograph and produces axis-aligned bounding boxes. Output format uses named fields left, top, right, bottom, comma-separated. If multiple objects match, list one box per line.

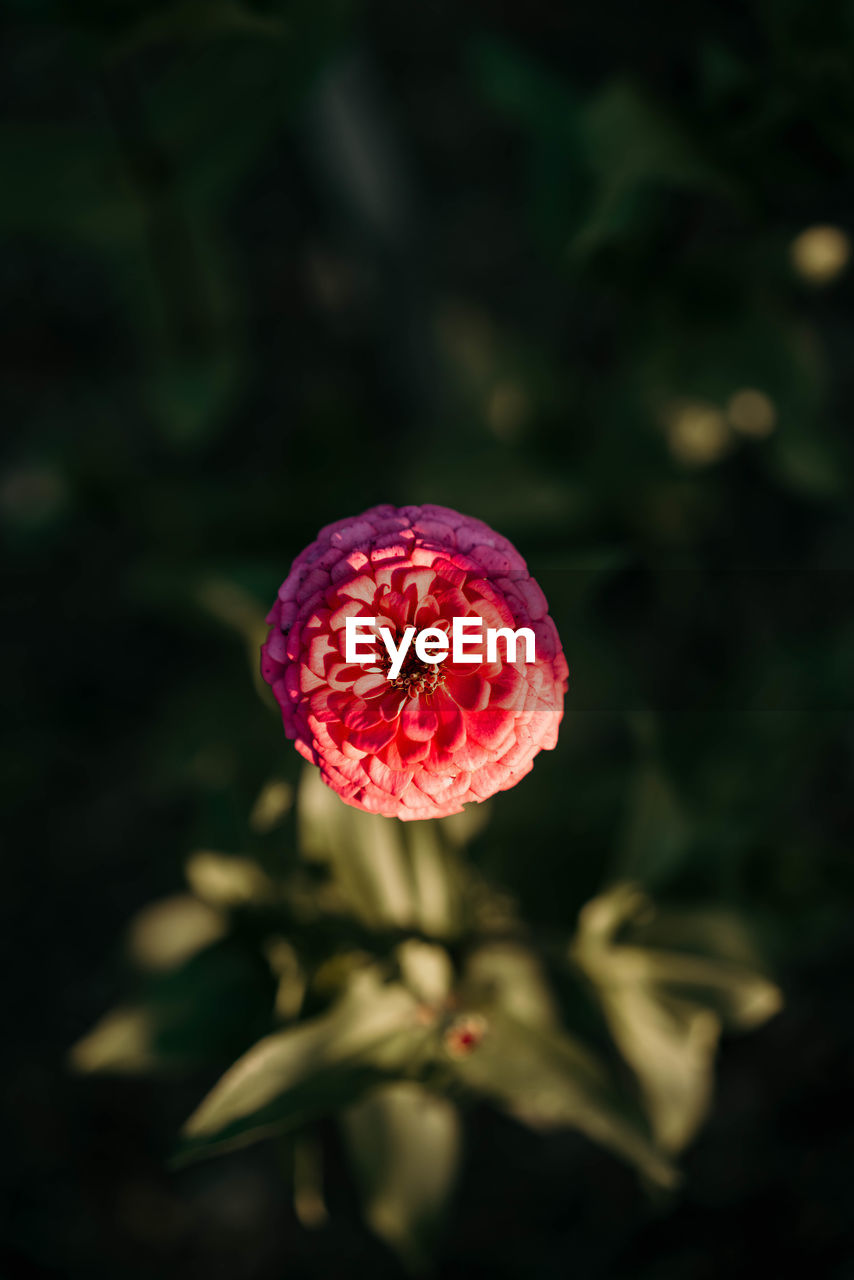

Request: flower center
left=379, top=636, right=445, bottom=698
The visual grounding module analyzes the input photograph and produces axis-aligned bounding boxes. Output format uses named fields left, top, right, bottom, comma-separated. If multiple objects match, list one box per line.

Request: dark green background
left=3, top=0, right=853, bottom=1276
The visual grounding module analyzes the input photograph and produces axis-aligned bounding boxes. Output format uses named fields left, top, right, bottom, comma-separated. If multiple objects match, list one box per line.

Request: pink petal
left=379, top=688, right=408, bottom=721
left=434, top=692, right=466, bottom=752
left=340, top=698, right=383, bottom=731
left=445, top=673, right=490, bottom=712
left=299, top=665, right=327, bottom=694
left=307, top=633, right=338, bottom=677
left=350, top=719, right=397, bottom=753
left=447, top=740, right=490, bottom=772
left=465, top=706, right=515, bottom=751
left=335, top=573, right=379, bottom=605
left=400, top=698, right=439, bottom=740
left=398, top=566, right=438, bottom=597
left=382, top=735, right=430, bottom=768
left=469, top=762, right=512, bottom=798
left=352, top=672, right=389, bottom=698
left=366, top=756, right=414, bottom=795
left=326, top=662, right=366, bottom=691
left=487, top=664, right=526, bottom=709
left=328, top=599, right=372, bottom=631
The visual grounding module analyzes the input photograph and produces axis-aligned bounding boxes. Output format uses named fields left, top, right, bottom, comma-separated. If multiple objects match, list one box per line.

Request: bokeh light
left=790, top=225, right=851, bottom=284
left=665, top=401, right=732, bottom=466
left=726, top=388, right=777, bottom=438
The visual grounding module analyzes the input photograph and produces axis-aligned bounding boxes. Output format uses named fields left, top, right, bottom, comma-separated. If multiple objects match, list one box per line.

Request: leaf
left=69, top=1006, right=159, bottom=1075
left=569, top=82, right=727, bottom=261
left=396, top=940, right=454, bottom=1007
left=108, top=0, right=287, bottom=59
left=572, top=883, right=782, bottom=1152
left=176, top=967, right=429, bottom=1163
left=194, top=575, right=271, bottom=698
left=470, top=35, right=579, bottom=133
left=462, top=941, right=560, bottom=1031
left=126, top=894, right=228, bottom=971
left=147, top=354, right=242, bottom=449
left=767, top=418, right=850, bottom=500
left=70, top=935, right=274, bottom=1075
left=297, top=766, right=463, bottom=936
left=447, top=1005, right=677, bottom=1189
left=469, top=37, right=590, bottom=249
left=403, top=821, right=466, bottom=938
left=343, top=1083, right=461, bottom=1273
left=184, top=850, right=275, bottom=908
left=147, top=938, right=276, bottom=1067
left=615, top=752, right=692, bottom=887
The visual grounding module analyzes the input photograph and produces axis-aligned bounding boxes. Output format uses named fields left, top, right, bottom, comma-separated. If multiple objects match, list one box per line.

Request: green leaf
left=126, top=893, right=228, bottom=972
left=343, top=1083, right=461, bottom=1273
left=297, top=765, right=464, bottom=936
left=572, top=883, right=782, bottom=1152
left=448, top=1005, right=677, bottom=1189
left=462, top=941, right=559, bottom=1031
left=396, top=940, right=454, bottom=1007
left=470, top=34, right=579, bottom=133
left=615, top=752, right=692, bottom=888
left=108, top=0, right=287, bottom=59
left=70, top=931, right=275, bottom=1075
left=569, top=82, right=727, bottom=262
left=69, top=1006, right=160, bottom=1075
left=176, top=967, right=429, bottom=1163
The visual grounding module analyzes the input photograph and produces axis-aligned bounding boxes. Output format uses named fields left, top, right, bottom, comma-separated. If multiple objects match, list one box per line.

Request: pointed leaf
left=343, top=1083, right=461, bottom=1273
left=177, top=968, right=426, bottom=1163
left=573, top=883, right=782, bottom=1152
left=448, top=1006, right=677, bottom=1189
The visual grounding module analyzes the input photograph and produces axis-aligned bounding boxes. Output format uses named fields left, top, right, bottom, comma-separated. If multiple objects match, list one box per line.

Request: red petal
left=352, top=672, right=389, bottom=698
left=328, top=599, right=372, bottom=631
left=326, top=661, right=366, bottom=691
left=447, top=740, right=490, bottom=772
left=299, top=665, right=326, bottom=694
left=465, top=707, right=515, bottom=751
left=431, top=585, right=469, bottom=617
left=469, top=762, right=512, bottom=798
left=486, top=664, right=526, bottom=709
left=445, top=673, right=490, bottom=712
left=350, top=720, right=397, bottom=753
left=398, top=566, right=438, bottom=597
left=434, top=691, right=466, bottom=752
left=366, top=756, right=414, bottom=795
left=309, top=690, right=341, bottom=723
left=340, top=698, right=383, bottom=731
left=335, top=573, right=379, bottom=606
left=379, top=689, right=408, bottom=721
left=382, top=734, right=430, bottom=768
left=400, top=698, right=438, bottom=740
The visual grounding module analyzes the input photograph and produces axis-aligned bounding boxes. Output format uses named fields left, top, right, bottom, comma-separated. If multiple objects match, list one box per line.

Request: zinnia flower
left=261, top=504, right=568, bottom=820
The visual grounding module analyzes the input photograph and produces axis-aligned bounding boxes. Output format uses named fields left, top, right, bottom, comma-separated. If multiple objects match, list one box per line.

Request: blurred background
left=3, top=0, right=854, bottom=1276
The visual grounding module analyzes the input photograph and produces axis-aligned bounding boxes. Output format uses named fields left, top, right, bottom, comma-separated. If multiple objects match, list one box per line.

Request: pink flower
left=261, top=504, right=568, bottom=820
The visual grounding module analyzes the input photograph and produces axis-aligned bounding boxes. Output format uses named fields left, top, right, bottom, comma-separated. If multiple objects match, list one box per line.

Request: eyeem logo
left=345, top=615, right=536, bottom=681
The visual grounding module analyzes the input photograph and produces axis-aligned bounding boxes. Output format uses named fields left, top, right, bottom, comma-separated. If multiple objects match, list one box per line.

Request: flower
left=261, top=504, right=568, bottom=820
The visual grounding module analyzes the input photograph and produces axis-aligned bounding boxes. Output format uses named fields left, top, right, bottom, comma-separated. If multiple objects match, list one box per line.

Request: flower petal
left=445, top=673, right=490, bottom=712
left=400, top=697, right=439, bottom=740
left=434, top=691, right=466, bottom=752
left=465, top=706, right=515, bottom=751
left=382, top=734, right=431, bottom=768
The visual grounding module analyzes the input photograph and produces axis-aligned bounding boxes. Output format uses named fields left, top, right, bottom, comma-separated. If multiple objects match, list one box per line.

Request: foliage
left=5, top=0, right=854, bottom=1274
left=72, top=760, right=781, bottom=1267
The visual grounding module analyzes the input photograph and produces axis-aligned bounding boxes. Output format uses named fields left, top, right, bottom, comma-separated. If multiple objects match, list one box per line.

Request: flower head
left=261, top=504, right=568, bottom=820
